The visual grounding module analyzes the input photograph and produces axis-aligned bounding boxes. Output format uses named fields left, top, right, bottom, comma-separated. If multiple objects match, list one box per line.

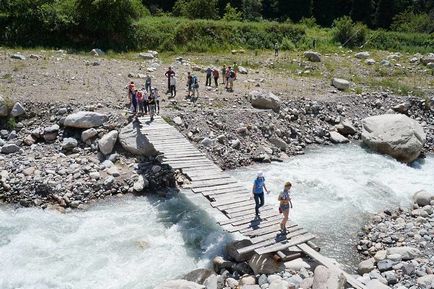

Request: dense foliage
left=0, top=0, right=432, bottom=51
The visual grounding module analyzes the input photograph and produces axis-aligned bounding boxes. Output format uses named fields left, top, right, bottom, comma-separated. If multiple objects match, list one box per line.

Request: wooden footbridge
left=140, top=116, right=368, bottom=289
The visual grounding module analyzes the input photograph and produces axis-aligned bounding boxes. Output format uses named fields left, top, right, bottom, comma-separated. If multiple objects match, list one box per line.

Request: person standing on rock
left=169, top=75, right=177, bottom=98
left=165, top=67, right=175, bottom=93
left=127, top=81, right=135, bottom=108
left=145, top=74, right=152, bottom=93
left=213, top=68, right=219, bottom=87
left=191, top=75, right=199, bottom=102
left=221, top=65, right=226, bottom=85
left=225, top=67, right=230, bottom=89
left=227, top=67, right=235, bottom=92
left=205, top=67, right=212, bottom=87
left=278, top=182, right=293, bottom=233
left=187, top=72, right=193, bottom=98
left=252, top=172, right=270, bottom=218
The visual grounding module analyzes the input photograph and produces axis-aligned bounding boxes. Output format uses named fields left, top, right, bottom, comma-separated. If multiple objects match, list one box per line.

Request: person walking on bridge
left=278, top=182, right=293, bottom=234
left=252, top=172, right=269, bottom=218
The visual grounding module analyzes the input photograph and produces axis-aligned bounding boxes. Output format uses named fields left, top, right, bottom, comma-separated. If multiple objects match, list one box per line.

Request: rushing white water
left=0, top=195, right=230, bottom=289
left=1, top=145, right=433, bottom=288
left=229, top=144, right=434, bottom=269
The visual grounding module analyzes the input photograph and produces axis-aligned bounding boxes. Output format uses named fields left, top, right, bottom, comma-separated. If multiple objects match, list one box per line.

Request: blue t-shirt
left=253, top=177, right=265, bottom=194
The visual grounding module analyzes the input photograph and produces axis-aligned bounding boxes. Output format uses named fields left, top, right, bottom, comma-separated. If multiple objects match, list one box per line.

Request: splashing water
left=0, top=194, right=230, bottom=289
left=229, top=144, right=434, bottom=269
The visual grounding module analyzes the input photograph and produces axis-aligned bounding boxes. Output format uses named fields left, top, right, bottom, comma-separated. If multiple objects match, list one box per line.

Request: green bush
left=280, top=37, right=296, bottom=51
left=391, top=11, right=434, bottom=34
left=367, top=30, right=434, bottom=54
left=332, top=16, right=368, bottom=48
left=172, top=0, right=218, bottom=19
left=223, top=3, right=242, bottom=22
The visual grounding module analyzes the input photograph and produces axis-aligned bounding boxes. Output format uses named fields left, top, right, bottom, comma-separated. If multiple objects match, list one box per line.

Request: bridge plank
left=254, top=233, right=315, bottom=255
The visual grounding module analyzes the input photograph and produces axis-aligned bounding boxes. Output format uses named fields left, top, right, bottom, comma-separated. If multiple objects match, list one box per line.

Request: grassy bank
left=1, top=15, right=433, bottom=54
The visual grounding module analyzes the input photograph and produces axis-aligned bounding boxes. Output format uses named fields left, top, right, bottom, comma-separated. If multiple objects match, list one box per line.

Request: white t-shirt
left=170, top=77, right=177, bottom=87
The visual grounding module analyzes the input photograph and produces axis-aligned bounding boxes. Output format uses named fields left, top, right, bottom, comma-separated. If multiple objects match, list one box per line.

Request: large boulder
left=154, top=280, right=205, bottom=289
left=304, top=51, right=321, bottom=62
left=312, top=265, right=346, bottom=289
left=420, top=53, right=434, bottom=65
left=98, top=130, right=118, bottom=155
left=366, top=279, right=390, bottom=289
left=248, top=253, right=285, bottom=275
left=332, top=78, right=350, bottom=90
left=386, top=247, right=421, bottom=260
left=0, top=95, right=9, bottom=117
left=355, top=51, right=370, bottom=59
left=413, top=190, right=434, bottom=207
left=361, top=114, right=426, bottom=163
left=249, top=90, right=281, bottom=112
left=139, top=52, right=154, bottom=60
left=118, top=122, right=157, bottom=156
left=358, top=258, right=375, bottom=274
left=336, top=119, right=357, bottom=136
left=329, top=131, right=349, bottom=144
left=64, top=111, right=108, bottom=129
left=1, top=144, right=20, bottom=154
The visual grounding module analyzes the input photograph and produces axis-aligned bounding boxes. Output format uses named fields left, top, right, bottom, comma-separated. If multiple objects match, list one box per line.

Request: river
left=0, top=144, right=433, bottom=289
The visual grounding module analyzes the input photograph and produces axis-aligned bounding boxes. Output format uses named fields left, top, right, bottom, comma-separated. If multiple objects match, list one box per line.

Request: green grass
left=367, top=78, right=425, bottom=97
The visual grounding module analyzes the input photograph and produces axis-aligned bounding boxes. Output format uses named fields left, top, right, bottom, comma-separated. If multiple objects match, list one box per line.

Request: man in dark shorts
left=164, top=67, right=175, bottom=93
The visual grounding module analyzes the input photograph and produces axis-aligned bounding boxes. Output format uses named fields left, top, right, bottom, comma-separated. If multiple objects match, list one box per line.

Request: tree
left=223, top=3, right=242, bottom=21
left=242, top=0, right=263, bottom=21
left=351, top=0, right=375, bottom=27
left=332, top=16, right=368, bottom=47
left=375, top=0, right=396, bottom=28
left=173, top=0, right=218, bottom=19
left=278, top=0, right=313, bottom=22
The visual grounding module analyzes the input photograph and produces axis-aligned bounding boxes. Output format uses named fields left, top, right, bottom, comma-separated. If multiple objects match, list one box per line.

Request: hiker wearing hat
left=252, top=171, right=269, bottom=218
left=278, top=181, right=293, bottom=233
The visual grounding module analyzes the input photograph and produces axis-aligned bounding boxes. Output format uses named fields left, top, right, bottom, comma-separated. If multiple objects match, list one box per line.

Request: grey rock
left=382, top=271, right=397, bottom=285
left=61, top=137, right=78, bottom=151
left=386, top=247, right=422, bottom=260
left=330, top=131, right=349, bottom=144
left=238, top=66, right=248, bottom=74
left=183, top=269, right=215, bottom=285
left=98, top=130, right=118, bottom=155
left=1, top=144, right=20, bottom=154
left=332, top=78, right=350, bottom=90
left=82, top=128, right=98, bottom=142
left=358, top=258, right=376, bottom=274
left=377, top=259, right=394, bottom=272
left=90, top=48, right=105, bottom=56
left=64, top=111, right=108, bottom=128
left=402, top=263, right=416, bottom=275
left=420, top=53, right=434, bottom=65
left=10, top=102, right=25, bottom=117
left=249, top=90, right=282, bottom=112
left=0, top=95, right=9, bottom=117
left=201, top=138, right=214, bottom=147
left=248, top=253, right=285, bottom=275
left=11, top=54, right=26, bottom=60
left=154, top=280, right=205, bottom=289
left=269, top=137, right=287, bottom=150
left=366, top=279, right=390, bottom=289
left=133, top=175, right=149, bottom=192
left=139, top=52, right=154, bottom=59
left=304, top=51, right=321, bottom=62
left=173, top=116, right=183, bottom=126
left=361, top=114, right=426, bottom=163
left=413, top=190, right=434, bottom=207
left=355, top=52, right=370, bottom=59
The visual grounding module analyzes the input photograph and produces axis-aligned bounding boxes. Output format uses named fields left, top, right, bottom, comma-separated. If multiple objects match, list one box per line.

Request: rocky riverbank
left=167, top=92, right=434, bottom=169
left=356, top=190, right=434, bottom=289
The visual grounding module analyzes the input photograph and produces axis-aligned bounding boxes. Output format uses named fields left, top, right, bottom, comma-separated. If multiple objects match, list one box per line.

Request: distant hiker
left=165, top=67, right=175, bottom=93
left=212, top=68, right=219, bottom=87
left=145, top=74, right=152, bottom=93
left=227, top=67, right=236, bottom=92
left=278, top=182, right=293, bottom=233
left=274, top=42, right=279, bottom=57
left=225, top=66, right=231, bottom=89
left=221, top=65, right=226, bottom=85
left=137, top=89, right=147, bottom=116
left=252, top=172, right=270, bottom=218
left=205, top=67, right=212, bottom=86
left=131, top=89, right=138, bottom=115
left=148, top=89, right=157, bottom=121
left=191, top=75, right=199, bottom=100
left=127, top=81, right=135, bottom=107
left=170, top=76, right=177, bottom=98
left=187, top=72, right=193, bottom=97
left=152, top=87, right=161, bottom=114
left=233, top=62, right=239, bottom=79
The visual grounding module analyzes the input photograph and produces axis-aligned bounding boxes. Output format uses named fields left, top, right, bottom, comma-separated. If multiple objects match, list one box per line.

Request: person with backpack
left=274, top=42, right=280, bottom=57
left=145, top=75, right=152, bottom=93
left=228, top=68, right=236, bottom=92
left=164, top=67, right=175, bottom=93
left=170, top=75, right=177, bottom=98
left=251, top=172, right=270, bottom=218
left=221, top=65, right=226, bottom=85
left=148, top=88, right=157, bottom=121
left=212, top=68, right=219, bottom=87
left=137, top=89, right=147, bottom=116
left=205, top=67, right=212, bottom=87
left=278, top=182, right=293, bottom=233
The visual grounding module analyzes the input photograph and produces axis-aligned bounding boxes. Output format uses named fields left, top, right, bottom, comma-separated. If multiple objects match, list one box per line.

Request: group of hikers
left=126, top=64, right=241, bottom=120
left=252, top=172, right=293, bottom=233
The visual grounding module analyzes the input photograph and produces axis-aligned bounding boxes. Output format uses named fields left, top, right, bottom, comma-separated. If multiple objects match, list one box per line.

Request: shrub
left=223, top=3, right=242, bottom=22
left=172, top=0, right=218, bottom=19
left=332, top=16, right=367, bottom=48
left=391, top=11, right=434, bottom=34
left=280, top=37, right=296, bottom=51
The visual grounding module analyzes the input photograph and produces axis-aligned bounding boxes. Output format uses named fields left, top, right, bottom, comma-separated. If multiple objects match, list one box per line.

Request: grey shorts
left=280, top=204, right=290, bottom=212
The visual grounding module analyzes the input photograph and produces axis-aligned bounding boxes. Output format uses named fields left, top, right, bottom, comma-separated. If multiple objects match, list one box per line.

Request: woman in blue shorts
left=278, top=182, right=293, bottom=233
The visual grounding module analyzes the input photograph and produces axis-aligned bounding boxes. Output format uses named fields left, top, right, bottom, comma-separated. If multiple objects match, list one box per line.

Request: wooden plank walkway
left=138, top=116, right=369, bottom=289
